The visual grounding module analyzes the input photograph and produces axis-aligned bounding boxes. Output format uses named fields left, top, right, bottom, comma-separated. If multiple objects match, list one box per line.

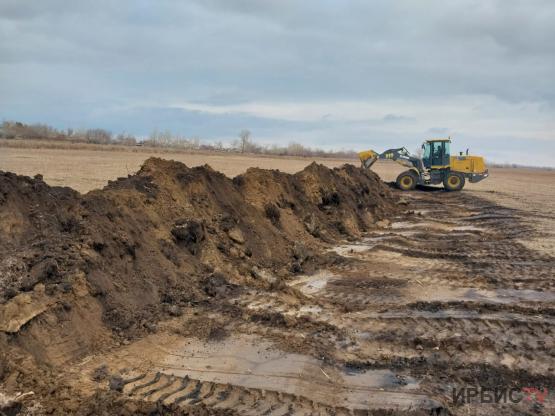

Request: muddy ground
left=0, top=156, right=554, bottom=415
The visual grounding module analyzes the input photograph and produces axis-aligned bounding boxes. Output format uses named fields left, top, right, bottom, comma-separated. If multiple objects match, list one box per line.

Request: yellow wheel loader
left=358, top=138, right=488, bottom=191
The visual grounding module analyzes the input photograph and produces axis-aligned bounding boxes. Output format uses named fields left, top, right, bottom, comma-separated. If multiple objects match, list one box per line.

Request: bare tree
left=0, top=119, right=359, bottom=159
left=85, top=128, right=112, bottom=144
left=115, top=133, right=137, bottom=146
left=239, top=129, right=251, bottom=153
left=287, top=142, right=306, bottom=157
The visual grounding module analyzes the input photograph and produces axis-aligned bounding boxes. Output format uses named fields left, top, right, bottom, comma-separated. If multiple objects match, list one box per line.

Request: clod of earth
left=227, top=228, right=245, bottom=244
left=171, top=219, right=205, bottom=254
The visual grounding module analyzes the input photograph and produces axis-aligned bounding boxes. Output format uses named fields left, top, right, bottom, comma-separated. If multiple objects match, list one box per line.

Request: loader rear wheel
left=396, top=171, right=418, bottom=191
left=443, top=172, right=465, bottom=191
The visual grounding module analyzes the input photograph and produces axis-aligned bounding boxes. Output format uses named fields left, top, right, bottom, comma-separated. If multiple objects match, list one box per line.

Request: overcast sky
left=1, top=0, right=554, bottom=165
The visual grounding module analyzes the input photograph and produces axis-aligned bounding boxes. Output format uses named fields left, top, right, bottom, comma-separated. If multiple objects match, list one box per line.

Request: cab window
left=422, top=143, right=431, bottom=168
left=423, top=143, right=431, bottom=160
left=430, top=141, right=450, bottom=166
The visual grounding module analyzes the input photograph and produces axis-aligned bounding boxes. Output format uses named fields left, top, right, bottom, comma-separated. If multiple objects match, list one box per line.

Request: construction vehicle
left=358, top=138, right=488, bottom=191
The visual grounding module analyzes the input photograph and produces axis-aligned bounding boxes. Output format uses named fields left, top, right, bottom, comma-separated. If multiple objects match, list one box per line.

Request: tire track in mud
left=364, top=193, right=552, bottom=290
left=348, top=313, right=554, bottom=371
left=119, top=371, right=438, bottom=415
left=269, top=190, right=555, bottom=415
left=81, top=188, right=553, bottom=416
left=123, top=372, right=341, bottom=414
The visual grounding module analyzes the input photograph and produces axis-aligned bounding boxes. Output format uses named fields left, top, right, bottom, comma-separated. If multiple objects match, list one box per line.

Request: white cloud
left=170, top=95, right=553, bottom=140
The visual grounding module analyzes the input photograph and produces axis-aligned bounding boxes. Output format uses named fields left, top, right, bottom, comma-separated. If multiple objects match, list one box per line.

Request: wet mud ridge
left=1, top=159, right=554, bottom=415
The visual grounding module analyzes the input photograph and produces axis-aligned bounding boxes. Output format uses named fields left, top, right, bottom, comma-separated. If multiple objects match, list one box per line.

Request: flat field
left=1, top=143, right=553, bottom=199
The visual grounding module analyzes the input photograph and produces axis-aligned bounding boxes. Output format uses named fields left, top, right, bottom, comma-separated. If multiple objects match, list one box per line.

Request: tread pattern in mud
left=121, top=372, right=358, bottom=415
left=235, top=190, right=555, bottom=416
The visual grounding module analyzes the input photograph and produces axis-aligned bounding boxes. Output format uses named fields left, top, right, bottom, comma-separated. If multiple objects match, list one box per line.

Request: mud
left=1, top=159, right=554, bottom=415
left=0, top=158, right=396, bottom=321
left=0, top=158, right=400, bottom=413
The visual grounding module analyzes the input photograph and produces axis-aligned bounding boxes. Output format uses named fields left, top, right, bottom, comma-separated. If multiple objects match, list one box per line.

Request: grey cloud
left=382, top=114, right=414, bottom=123
left=0, top=1, right=553, bottom=165
left=427, top=127, right=450, bottom=135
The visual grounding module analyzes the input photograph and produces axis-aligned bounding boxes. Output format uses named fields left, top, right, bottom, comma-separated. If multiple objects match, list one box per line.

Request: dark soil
left=0, top=158, right=398, bottom=413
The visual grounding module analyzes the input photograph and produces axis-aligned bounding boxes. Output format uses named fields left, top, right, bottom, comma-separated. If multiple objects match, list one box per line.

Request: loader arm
left=358, top=147, right=423, bottom=172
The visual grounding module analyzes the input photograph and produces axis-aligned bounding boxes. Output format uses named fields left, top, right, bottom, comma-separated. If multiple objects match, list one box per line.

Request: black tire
left=396, top=170, right=418, bottom=191
left=443, top=172, right=465, bottom=191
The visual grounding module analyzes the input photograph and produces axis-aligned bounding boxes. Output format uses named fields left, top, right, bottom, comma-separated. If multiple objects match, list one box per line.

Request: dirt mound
left=0, top=158, right=397, bottom=400
left=235, top=162, right=392, bottom=242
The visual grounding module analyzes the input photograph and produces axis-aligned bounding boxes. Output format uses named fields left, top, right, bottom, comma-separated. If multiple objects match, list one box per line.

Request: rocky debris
left=227, top=228, right=245, bottom=244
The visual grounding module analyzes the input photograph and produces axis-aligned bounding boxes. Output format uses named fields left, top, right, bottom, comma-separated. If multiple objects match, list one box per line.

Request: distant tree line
left=0, top=121, right=130, bottom=145
left=0, top=121, right=358, bottom=159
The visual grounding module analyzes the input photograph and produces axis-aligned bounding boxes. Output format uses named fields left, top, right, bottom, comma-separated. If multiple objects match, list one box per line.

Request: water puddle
left=331, top=221, right=485, bottom=259
left=311, top=268, right=555, bottom=307
left=390, top=221, right=457, bottom=232
left=411, top=210, right=431, bottom=216
left=406, top=285, right=555, bottom=305
left=332, top=235, right=411, bottom=257
left=297, top=305, right=323, bottom=314
left=353, top=310, right=554, bottom=325
left=390, top=221, right=417, bottom=229
left=451, top=225, right=484, bottom=232
left=463, top=287, right=555, bottom=304
left=290, top=270, right=335, bottom=295
left=332, top=242, right=376, bottom=256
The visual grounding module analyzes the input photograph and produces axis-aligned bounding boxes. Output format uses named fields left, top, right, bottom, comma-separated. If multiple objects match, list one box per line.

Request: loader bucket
left=358, top=150, right=379, bottom=169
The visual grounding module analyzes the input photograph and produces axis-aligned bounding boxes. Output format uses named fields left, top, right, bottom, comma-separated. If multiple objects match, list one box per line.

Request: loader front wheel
left=443, top=172, right=465, bottom=191
left=396, top=171, right=418, bottom=191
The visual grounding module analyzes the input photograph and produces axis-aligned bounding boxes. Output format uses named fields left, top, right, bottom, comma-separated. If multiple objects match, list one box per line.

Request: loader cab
left=422, top=139, right=451, bottom=169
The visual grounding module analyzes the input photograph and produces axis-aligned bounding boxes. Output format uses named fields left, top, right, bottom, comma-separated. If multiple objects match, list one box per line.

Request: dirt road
left=1, top=147, right=554, bottom=415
